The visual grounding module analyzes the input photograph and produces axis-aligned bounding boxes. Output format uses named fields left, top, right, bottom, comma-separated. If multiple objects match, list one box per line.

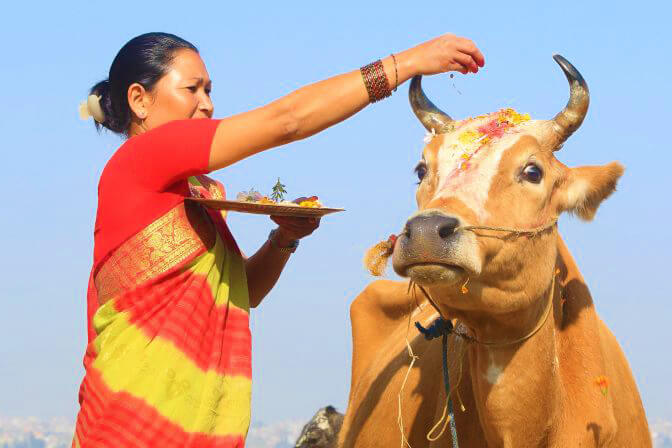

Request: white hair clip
left=78, top=95, right=105, bottom=123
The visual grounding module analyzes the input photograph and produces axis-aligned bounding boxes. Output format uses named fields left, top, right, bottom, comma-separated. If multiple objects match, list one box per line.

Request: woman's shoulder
left=99, top=119, right=220, bottom=192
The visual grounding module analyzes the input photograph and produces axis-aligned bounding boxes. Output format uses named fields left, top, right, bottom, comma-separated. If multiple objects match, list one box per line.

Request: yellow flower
left=594, top=375, right=609, bottom=396
left=510, top=111, right=531, bottom=125
left=458, top=130, right=480, bottom=145
left=497, top=108, right=531, bottom=125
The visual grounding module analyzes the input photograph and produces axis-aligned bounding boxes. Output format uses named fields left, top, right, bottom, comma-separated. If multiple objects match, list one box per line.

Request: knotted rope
left=364, top=219, right=557, bottom=277
left=415, top=316, right=460, bottom=447
left=457, top=218, right=558, bottom=237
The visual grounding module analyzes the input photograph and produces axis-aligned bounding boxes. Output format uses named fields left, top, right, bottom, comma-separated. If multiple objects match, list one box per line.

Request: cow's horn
left=409, top=75, right=455, bottom=134
left=551, top=54, right=589, bottom=149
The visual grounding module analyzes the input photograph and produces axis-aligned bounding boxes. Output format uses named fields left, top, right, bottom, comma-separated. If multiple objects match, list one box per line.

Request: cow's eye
left=522, top=163, right=543, bottom=183
left=415, top=162, right=428, bottom=183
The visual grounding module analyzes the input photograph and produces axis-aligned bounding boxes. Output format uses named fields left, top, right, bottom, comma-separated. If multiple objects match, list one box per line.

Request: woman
left=74, top=32, right=484, bottom=447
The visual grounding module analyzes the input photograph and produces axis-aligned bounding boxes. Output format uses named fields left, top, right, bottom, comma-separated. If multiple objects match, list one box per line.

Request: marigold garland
left=595, top=375, right=609, bottom=396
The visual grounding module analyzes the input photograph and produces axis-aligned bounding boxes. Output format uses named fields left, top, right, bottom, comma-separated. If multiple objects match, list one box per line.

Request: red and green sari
left=73, top=175, right=252, bottom=447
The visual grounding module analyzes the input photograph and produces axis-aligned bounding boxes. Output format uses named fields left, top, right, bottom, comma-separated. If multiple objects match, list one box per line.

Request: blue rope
left=415, top=318, right=460, bottom=448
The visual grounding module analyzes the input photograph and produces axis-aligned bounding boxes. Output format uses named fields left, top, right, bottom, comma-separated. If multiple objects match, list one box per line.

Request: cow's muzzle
left=392, top=211, right=474, bottom=285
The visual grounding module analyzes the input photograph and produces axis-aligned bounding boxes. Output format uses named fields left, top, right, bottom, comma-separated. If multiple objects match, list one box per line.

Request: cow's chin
left=405, top=263, right=466, bottom=286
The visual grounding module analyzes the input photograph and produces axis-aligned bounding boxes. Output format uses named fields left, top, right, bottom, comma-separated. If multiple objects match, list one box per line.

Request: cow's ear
left=556, top=162, right=625, bottom=220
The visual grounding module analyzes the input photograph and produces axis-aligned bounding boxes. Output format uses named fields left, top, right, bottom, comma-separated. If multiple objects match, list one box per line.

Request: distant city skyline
left=0, top=415, right=305, bottom=448
left=2, top=415, right=672, bottom=448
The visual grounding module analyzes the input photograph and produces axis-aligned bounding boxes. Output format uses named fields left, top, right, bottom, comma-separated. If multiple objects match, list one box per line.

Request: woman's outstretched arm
left=207, top=33, right=484, bottom=171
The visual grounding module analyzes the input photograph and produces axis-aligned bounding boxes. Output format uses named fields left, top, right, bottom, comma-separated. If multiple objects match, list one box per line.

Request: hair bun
left=88, top=79, right=111, bottom=122
left=78, top=93, right=106, bottom=123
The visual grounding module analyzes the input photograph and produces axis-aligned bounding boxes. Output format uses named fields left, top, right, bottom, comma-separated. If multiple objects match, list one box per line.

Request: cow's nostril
left=438, top=217, right=459, bottom=239
left=404, top=214, right=460, bottom=242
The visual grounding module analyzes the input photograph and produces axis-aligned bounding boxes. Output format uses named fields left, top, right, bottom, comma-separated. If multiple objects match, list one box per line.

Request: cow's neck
left=467, top=283, right=562, bottom=446
left=430, top=254, right=566, bottom=446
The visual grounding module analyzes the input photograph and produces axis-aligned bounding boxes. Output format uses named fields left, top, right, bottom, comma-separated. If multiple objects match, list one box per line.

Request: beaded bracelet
left=360, top=59, right=392, bottom=103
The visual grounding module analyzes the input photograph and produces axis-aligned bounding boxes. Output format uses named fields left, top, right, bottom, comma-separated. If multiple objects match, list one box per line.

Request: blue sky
left=0, top=0, right=670, bottom=429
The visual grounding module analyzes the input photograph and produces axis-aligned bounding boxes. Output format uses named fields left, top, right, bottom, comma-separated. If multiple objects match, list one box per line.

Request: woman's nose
left=200, top=95, right=214, bottom=117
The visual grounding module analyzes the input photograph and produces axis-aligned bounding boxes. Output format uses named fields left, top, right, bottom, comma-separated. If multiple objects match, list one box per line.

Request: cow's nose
left=404, top=214, right=460, bottom=240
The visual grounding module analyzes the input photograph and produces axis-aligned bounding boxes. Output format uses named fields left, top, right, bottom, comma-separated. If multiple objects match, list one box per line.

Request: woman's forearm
left=245, top=237, right=292, bottom=308
left=274, top=53, right=416, bottom=141
left=208, top=54, right=417, bottom=171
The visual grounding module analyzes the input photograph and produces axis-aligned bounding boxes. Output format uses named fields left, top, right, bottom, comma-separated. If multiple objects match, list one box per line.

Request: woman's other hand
left=399, top=33, right=485, bottom=76
left=270, top=216, right=320, bottom=245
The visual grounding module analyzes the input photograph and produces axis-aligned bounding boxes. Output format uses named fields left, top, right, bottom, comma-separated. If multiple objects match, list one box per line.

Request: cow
left=339, top=55, right=651, bottom=447
left=294, top=406, right=344, bottom=448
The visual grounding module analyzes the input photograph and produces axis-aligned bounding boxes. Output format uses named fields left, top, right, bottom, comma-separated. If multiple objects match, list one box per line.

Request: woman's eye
left=522, top=163, right=543, bottom=183
left=187, top=86, right=198, bottom=92
left=415, top=163, right=428, bottom=183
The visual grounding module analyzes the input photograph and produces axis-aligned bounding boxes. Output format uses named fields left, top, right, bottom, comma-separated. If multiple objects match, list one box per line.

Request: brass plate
left=187, top=198, right=345, bottom=217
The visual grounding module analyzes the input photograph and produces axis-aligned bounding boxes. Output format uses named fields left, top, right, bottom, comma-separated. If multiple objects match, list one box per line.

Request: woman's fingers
left=270, top=216, right=320, bottom=238
left=452, top=51, right=479, bottom=74
left=407, top=33, right=484, bottom=76
left=271, top=216, right=317, bottom=226
left=456, top=38, right=485, bottom=67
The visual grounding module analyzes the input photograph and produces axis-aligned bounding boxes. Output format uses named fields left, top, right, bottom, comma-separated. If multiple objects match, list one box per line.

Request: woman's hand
left=270, top=216, right=320, bottom=246
left=398, top=33, right=485, bottom=76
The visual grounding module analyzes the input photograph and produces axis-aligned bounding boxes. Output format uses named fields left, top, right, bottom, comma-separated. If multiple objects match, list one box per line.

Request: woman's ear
left=556, top=162, right=625, bottom=220
left=127, top=82, right=149, bottom=120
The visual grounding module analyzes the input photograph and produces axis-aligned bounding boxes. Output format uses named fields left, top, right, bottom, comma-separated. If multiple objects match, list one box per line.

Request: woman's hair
left=90, top=32, right=198, bottom=135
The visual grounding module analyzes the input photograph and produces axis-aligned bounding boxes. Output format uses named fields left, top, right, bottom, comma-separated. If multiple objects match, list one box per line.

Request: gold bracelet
left=390, top=54, right=399, bottom=92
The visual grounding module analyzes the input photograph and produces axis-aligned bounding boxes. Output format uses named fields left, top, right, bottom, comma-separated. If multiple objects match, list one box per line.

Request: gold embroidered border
left=95, top=201, right=216, bottom=303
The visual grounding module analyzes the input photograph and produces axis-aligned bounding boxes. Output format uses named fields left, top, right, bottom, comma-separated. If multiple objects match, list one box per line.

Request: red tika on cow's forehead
left=423, top=108, right=540, bottom=220
left=440, top=108, right=531, bottom=171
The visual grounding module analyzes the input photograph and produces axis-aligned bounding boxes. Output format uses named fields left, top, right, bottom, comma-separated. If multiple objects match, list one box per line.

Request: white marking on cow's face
left=428, top=113, right=552, bottom=223
left=485, top=352, right=504, bottom=385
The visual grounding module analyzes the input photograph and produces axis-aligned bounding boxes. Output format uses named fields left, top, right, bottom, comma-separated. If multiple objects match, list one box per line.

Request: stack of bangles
left=360, top=54, right=398, bottom=103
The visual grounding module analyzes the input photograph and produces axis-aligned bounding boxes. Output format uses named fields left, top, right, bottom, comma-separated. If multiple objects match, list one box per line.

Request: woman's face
left=129, top=49, right=214, bottom=134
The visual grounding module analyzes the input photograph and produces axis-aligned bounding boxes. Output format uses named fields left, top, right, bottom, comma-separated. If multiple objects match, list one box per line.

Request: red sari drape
left=73, top=121, right=252, bottom=447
